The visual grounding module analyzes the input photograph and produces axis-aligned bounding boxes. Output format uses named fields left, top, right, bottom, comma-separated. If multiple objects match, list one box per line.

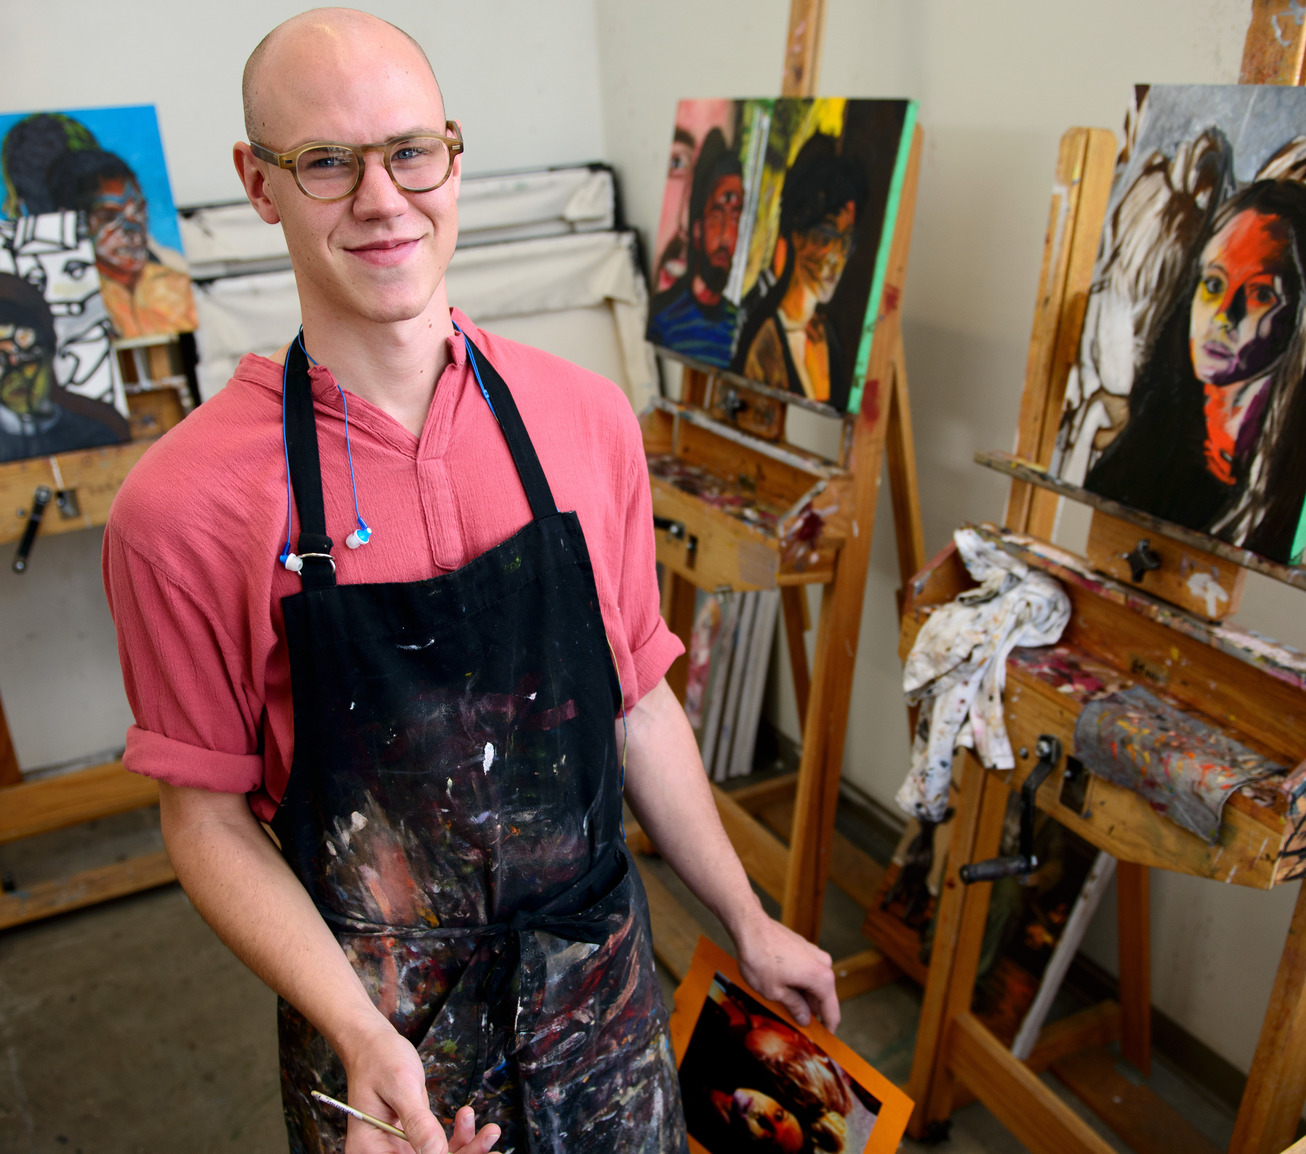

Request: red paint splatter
left=883, top=285, right=901, bottom=314
left=862, top=378, right=881, bottom=423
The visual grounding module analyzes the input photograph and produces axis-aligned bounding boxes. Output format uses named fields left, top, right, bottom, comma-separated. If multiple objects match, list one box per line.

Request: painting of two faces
left=646, top=98, right=915, bottom=416
left=1055, top=84, right=1306, bottom=567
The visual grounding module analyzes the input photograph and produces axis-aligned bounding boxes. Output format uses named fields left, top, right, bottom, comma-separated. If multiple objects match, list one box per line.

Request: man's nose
left=352, top=152, right=408, bottom=217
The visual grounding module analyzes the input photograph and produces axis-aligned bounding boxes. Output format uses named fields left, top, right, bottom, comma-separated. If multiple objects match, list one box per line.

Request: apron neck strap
left=459, top=329, right=557, bottom=521
left=283, top=337, right=337, bottom=590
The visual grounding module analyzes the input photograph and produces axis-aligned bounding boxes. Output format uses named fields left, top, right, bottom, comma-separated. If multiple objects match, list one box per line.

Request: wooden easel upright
left=0, top=338, right=190, bottom=929
left=898, top=9, right=1306, bottom=1154
left=635, top=0, right=926, bottom=998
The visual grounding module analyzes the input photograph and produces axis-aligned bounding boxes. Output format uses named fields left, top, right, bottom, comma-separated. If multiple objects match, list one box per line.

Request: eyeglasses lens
left=295, top=138, right=452, bottom=198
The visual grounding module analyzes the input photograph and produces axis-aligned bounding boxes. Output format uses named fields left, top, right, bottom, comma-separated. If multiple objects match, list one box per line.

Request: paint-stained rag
left=895, top=528, right=1070, bottom=822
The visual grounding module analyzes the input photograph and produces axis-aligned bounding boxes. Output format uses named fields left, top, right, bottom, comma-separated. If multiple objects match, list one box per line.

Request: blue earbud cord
left=279, top=330, right=370, bottom=564
left=452, top=319, right=499, bottom=422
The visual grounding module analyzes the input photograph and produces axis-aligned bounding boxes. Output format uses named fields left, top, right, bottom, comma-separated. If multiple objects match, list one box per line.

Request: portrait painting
left=1053, top=84, right=1306, bottom=566
left=0, top=104, right=198, bottom=341
left=646, top=97, right=916, bottom=415
left=0, top=212, right=130, bottom=463
left=671, top=938, right=911, bottom=1154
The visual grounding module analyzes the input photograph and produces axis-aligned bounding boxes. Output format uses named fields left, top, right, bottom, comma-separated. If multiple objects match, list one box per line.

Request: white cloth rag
left=894, top=528, right=1070, bottom=822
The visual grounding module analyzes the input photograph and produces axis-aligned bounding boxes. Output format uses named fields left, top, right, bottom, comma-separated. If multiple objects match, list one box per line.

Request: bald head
left=242, top=8, right=439, bottom=142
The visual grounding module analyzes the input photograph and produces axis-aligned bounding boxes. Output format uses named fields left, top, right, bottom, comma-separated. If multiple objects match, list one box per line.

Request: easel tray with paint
left=641, top=395, right=854, bottom=591
left=897, top=523, right=1306, bottom=890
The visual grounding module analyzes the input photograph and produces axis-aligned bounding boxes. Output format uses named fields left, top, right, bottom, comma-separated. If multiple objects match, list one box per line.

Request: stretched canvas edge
left=848, top=99, right=918, bottom=415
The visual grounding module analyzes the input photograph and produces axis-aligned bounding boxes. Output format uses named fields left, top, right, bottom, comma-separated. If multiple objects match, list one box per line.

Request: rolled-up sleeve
left=103, top=523, right=264, bottom=794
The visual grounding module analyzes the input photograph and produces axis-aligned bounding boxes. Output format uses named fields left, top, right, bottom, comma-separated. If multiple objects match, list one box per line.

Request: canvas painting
left=671, top=938, right=912, bottom=1154
left=646, top=98, right=916, bottom=414
left=1054, top=84, right=1306, bottom=566
left=0, top=211, right=130, bottom=463
left=0, top=104, right=198, bottom=341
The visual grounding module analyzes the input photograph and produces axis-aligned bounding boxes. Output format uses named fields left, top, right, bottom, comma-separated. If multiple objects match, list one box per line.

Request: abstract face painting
left=0, top=105, right=197, bottom=340
left=1054, top=85, right=1306, bottom=566
left=647, top=97, right=916, bottom=413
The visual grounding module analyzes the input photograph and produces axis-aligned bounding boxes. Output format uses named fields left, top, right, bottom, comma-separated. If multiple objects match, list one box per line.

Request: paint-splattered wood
left=783, top=123, right=924, bottom=942
left=651, top=479, right=781, bottom=592
left=0, top=761, right=159, bottom=844
left=1049, top=1045, right=1221, bottom=1154
left=0, top=850, right=175, bottom=931
left=980, top=451, right=1306, bottom=594
left=1086, top=509, right=1247, bottom=621
left=1229, top=878, right=1306, bottom=1154
left=0, top=439, right=155, bottom=545
left=949, top=1012, right=1118, bottom=1154
left=782, top=0, right=826, bottom=98
left=1241, top=0, right=1306, bottom=84
left=1006, top=127, right=1118, bottom=538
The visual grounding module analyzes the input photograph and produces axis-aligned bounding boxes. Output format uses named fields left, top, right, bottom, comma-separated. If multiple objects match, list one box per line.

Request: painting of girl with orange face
left=1056, top=85, right=1306, bottom=566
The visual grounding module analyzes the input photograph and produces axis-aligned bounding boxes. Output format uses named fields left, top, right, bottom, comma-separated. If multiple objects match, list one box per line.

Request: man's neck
left=299, top=299, right=456, bottom=438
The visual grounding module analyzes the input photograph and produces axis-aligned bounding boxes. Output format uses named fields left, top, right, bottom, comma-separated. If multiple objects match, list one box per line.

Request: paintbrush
left=311, top=1089, right=408, bottom=1140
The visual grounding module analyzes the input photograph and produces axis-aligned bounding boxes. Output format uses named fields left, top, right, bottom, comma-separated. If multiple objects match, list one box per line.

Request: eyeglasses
left=249, top=122, right=464, bottom=201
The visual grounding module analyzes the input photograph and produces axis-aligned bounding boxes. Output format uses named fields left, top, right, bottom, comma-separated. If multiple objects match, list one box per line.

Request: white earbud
left=281, top=552, right=304, bottom=573
left=345, top=519, right=372, bottom=550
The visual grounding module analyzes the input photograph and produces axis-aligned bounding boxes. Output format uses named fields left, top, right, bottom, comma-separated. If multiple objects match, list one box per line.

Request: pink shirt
left=103, top=311, right=681, bottom=822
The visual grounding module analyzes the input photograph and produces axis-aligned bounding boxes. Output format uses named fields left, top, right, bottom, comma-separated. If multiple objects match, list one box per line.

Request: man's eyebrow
left=673, top=127, right=695, bottom=148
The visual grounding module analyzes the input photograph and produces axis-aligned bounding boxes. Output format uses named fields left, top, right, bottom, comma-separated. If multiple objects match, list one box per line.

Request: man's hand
left=339, top=1018, right=500, bottom=1154
left=734, top=910, right=840, bottom=1031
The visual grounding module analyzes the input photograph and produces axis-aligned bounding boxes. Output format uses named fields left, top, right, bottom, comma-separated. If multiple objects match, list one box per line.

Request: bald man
left=104, top=10, right=838, bottom=1154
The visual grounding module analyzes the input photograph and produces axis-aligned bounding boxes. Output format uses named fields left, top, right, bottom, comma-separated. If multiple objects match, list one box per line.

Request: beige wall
left=595, top=0, right=1304, bottom=1079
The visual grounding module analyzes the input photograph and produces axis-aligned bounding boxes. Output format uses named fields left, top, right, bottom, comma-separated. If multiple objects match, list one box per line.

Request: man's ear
left=233, top=143, right=282, bottom=225
left=446, top=119, right=463, bottom=200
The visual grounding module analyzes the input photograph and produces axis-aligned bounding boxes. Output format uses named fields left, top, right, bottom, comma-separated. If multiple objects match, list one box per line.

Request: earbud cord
left=279, top=329, right=370, bottom=566
left=452, top=319, right=499, bottom=422
left=298, top=333, right=371, bottom=545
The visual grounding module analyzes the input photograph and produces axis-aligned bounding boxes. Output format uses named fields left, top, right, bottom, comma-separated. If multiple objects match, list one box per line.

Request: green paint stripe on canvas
left=1292, top=496, right=1306, bottom=566
left=848, top=100, right=916, bottom=415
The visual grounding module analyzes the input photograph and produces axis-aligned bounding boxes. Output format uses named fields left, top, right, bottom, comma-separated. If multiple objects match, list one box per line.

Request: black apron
left=269, top=333, right=687, bottom=1154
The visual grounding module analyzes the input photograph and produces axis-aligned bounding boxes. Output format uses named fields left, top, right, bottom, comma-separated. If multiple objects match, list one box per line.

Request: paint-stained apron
left=270, top=333, right=687, bottom=1154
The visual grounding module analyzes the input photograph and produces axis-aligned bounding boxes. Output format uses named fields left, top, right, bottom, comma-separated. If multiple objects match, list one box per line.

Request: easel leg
left=907, top=753, right=1009, bottom=1138
left=1116, top=860, right=1152, bottom=1076
left=0, top=695, right=20, bottom=787
left=1229, top=880, right=1306, bottom=1154
left=780, top=586, right=811, bottom=730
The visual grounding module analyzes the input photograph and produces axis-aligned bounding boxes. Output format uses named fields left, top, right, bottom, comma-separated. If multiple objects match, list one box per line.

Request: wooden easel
left=0, top=337, right=190, bottom=929
left=634, top=0, right=926, bottom=999
left=899, top=9, right=1306, bottom=1154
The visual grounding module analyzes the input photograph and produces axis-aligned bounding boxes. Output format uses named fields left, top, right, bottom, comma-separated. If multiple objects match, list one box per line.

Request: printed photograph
left=1054, top=84, right=1306, bottom=566
left=0, top=104, right=198, bottom=341
left=647, top=98, right=916, bottom=414
left=671, top=938, right=911, bottom=1154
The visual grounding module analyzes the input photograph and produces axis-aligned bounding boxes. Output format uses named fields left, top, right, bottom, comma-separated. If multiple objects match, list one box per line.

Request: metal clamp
left=960, top=734, right=1062, bottom=885
left=12, top=486, right=52, bottom=573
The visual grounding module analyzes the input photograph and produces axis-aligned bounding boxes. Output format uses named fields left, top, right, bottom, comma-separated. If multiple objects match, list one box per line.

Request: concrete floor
left=0, top=805, right=1237, bottom=1153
